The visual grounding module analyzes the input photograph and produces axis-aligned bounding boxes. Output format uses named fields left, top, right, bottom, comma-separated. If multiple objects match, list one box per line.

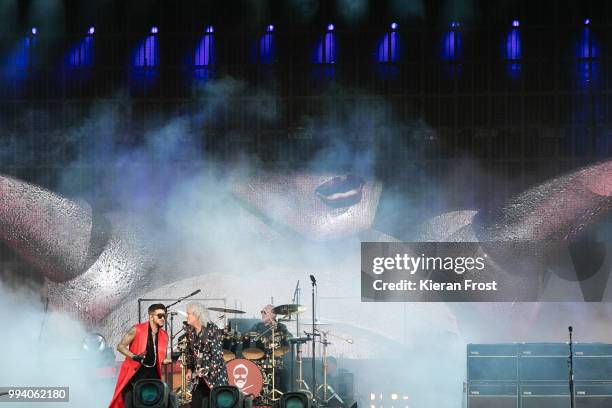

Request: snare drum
left=241, top=332, right=265, bottom=360
left=226, top=358, right=264, bottom=397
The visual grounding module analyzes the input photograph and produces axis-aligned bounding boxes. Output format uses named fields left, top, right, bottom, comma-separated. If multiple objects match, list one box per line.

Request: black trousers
left=190, top=382, right=211, bottom=408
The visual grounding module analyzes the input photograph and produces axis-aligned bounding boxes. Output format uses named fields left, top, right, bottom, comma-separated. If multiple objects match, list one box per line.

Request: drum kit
left=174, top=304, right=304, bottom=406
left=172, top=302, right=347, bottom=407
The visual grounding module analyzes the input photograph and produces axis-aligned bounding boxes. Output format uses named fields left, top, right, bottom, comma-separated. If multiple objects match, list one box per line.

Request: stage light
left=210, top=386, right=243, bottom=408
left=82, top=333, right=106, bottom=351
left=327, top=23, right=335, bottom=31
left=260, top=25, right=276, bottom=64
left=132, top=379, right=169, bottom=408
left=390, top=22, right=398, bottom=30
left=584, top=18, right=590, bottom=25
left=512, top=20, right=520, bottom=27
left=279, top=392, right=312, bottom=408
left=88, top=26, right=95, bottom=35
left=151, top=26, right=158, bottom=34
left=31, top=27, right=37, bottom=35
left=391, top=394, right=398, bottom=400
left=369, top=393, right=376, bottom=401
left=443, top=23, right=461, bottom=62
left=206, top=25, right=214, bottom=33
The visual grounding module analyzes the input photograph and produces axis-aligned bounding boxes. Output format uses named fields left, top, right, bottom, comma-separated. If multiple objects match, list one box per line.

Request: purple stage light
left=205, top=26, right=214, bottom=33
left=31, top=27, right=37, bottom=35
left=267, top=24, right=274, bottom=32
left=391, top=22, right=398, bottom=30
left=327, top=23, right=335, bottom=31
left=512, top=20, right=520, bottom=27
left=584, top=18, right=590, bottom=25
left=88, top=26, right=95, bottom=35
left=151, top=26, right=158, bottom=34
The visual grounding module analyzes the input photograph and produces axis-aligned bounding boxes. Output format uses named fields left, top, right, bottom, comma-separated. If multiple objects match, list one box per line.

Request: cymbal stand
left=316, top=331, right=342, bottom=404
left=269, top=324, right=283, bottom=401
left=296, top=343, right=312, bottom=396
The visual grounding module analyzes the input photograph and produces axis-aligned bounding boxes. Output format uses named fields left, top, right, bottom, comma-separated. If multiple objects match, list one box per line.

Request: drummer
left=249, top=304, right=291, bottom=392
left=249, top=304, right=290, bottom=338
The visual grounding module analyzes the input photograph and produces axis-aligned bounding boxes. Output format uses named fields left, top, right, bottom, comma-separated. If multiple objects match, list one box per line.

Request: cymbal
left=272, top=304, right=305, bottom=315
left=207, top=307, right=246, bottom=314
left=300, top=320, right=332, bottom=326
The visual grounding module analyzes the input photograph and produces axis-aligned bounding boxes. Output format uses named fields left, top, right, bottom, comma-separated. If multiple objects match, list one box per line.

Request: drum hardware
left=315, top=331, right=342, bottom=405
left=268, top=324, right=283, bottom=401
left=227, top=358, right=264, bottom=398
left=207, top=306, right=246, bottom=314
left=242, top=332, right=265, bottom=360
left=222, top=328, right=238, bottom=362
left=291, top=337, right=313, bottom=397
left=272, top=304, right=305, bottom=316
left=300, top=320, right=332, bottom=326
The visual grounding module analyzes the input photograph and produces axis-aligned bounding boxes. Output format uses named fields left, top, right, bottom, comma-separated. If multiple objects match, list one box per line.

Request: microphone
left=310, top=275, right=316, bottom=284
left=189, top=289, right=201, bottom=297
left=569, top=326, right=573, bottom=333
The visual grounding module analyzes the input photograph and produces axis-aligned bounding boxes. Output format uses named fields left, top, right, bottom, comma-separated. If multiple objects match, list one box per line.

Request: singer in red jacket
left=108, top=304, right=170, bottom=408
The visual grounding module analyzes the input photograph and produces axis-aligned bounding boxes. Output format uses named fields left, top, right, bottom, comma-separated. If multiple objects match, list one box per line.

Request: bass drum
left=226, top=358, right=264, bottom=397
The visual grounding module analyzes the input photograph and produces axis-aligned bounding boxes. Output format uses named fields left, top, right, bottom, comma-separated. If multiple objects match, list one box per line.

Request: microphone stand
left=164, top=289, right=201, bottom=390
left=311, top=276, right=317, bottom=402
left=292, top=280, right=300, bottom=392
left=568, top=326, right=575, bottom=408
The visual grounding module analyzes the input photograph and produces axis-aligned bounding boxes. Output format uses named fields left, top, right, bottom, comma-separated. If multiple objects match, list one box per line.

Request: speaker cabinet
left=467, top=382, right=517, bottom=408
left=575, top=344, right=612, bottom=381
left=520, top=383, right=569, bottom=408
left=520, top=343, right=568, bottom=381
left=467, top=344, right=518, bottom=382
left=575, top=383, right=612, bottom=407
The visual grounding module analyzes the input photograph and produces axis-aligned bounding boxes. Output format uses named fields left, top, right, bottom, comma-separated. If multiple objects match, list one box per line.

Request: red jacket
left=108, top=322, right=168, bottom=408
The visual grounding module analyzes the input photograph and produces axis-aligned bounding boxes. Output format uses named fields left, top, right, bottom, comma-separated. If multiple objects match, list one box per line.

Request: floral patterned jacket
left=188, top=322, right=229, bottom=389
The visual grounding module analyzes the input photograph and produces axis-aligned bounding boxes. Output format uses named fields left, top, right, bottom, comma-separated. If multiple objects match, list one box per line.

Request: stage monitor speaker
left=575, top=382, right=612, bottom=407
left=467, top=382, right=517, bottom=408
left=520, top=383, right=569, bottom=408
left=519, top=343, right=568, bottom=381
left=467, top=344, right=518, bottom=382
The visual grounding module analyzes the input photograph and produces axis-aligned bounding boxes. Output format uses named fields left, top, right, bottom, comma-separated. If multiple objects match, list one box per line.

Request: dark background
left=0, top=0, right=610, bottom=236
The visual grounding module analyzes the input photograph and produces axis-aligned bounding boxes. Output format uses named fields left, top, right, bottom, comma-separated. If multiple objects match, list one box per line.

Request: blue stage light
left=327, top=23, right=335, bottom=31
left=503, top=20, right=522, bottom=79
left=88, top=27, right=95, bottom=35
left=260, top=30, right=275, bottom=64
left=31, top=27, right=37, bottom=35
left=584, top=18, right=590, bottom=25
left=443, top=28, right=460, bottom=61
left=205, top=26, right=214, bottom=33
left=267, top=24, right=274, bottom=32
left=390, top=22, right=398, bottom=30
left=450, top=21, right=459, bottom=28
left=151, top=26, right=158, bottom=34
left=67, top=34, right=94, bottom=67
